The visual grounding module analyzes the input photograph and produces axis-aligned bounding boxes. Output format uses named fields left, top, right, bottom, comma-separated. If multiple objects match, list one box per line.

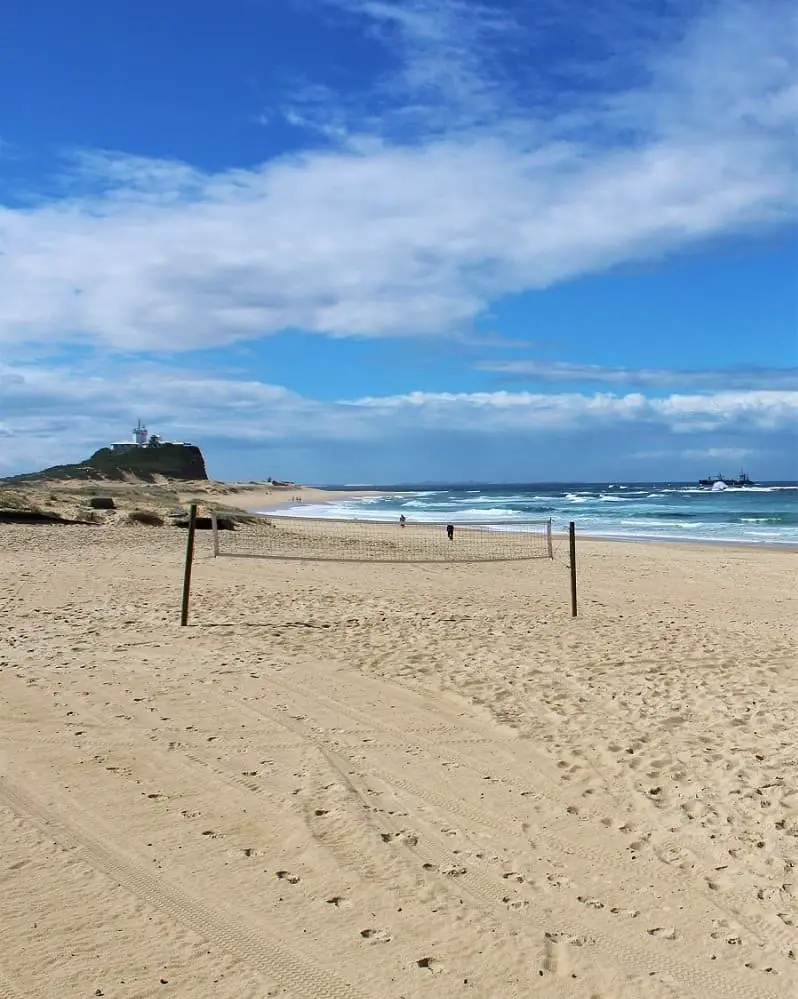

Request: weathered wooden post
left=180, top=503, right=198, bottom=626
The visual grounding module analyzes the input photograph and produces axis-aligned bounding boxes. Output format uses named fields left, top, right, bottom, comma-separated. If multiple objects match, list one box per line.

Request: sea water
left=267, top=482, right=798, bottom=546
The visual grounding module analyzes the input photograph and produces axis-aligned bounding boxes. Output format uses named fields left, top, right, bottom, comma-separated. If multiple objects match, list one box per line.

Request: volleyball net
left=211, top=513, right=553, bottom=563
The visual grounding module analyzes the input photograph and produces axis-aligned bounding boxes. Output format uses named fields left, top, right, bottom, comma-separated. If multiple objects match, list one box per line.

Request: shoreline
left=573, top=536, right=797, bottom=555
left=554, top=530, right=798, bottom=553
left=232, top=489, right=797, bottom=554
left=3, top=479, right=793, bottom=552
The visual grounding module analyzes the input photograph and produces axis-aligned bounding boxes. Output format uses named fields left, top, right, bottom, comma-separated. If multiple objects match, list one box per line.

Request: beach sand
left=0, top=519, right=796, bottom=998
left=204, top=484, right=384, bottom=511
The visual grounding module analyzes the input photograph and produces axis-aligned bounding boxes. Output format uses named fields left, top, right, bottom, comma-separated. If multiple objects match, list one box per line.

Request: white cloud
left=630, top=446, right=753, bottom=462
left=1, top=357, right=796, bottom=475
left=348, top=387, right=798, bottom=433
left=0, top=0, right=795, bottom=351
left=316, top=0, right=521, bottom=132
left=477, top=360, right=798, bottom=390
left=684, top=447, right=752, bottom=462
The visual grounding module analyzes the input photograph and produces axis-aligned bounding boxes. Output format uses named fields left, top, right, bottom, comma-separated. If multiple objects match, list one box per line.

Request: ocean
left=268, top=482, right=798, bottom=547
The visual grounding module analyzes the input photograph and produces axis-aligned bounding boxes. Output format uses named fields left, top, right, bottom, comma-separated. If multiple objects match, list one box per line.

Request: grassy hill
left=4, top=443, right=209, bottom=483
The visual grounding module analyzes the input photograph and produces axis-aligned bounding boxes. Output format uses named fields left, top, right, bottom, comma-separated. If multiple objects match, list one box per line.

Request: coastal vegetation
left=4, top=442, right=209, bottom=483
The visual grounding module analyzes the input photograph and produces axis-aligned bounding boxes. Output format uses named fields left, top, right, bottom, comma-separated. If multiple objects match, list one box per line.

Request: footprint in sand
left=540, top=932, right=587, bottom=978
left=275, top=870, right=301, bottom=884
left=360, top=928, right=392, bottom=943
left=325, top=895, right=350, bottom=908
left=647, top=926, right=678, bottom=940
left=541, top=938, right=570, bottom=978
left=380, top=830, right=419, bottom=847
left=226, top=847, right=266, bottom=860
left=416, top=956, right=443, bottom=973
left=705, top=870, right=733, bottom=891
left=654, top=842, right=694, bottom=869
left=441, top=864, right=468, bottom=878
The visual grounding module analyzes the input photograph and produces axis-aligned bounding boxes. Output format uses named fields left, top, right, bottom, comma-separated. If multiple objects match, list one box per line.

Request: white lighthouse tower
left=110, top=418, right=193, bottom=451
left=133, top=419, right=148, bottom=446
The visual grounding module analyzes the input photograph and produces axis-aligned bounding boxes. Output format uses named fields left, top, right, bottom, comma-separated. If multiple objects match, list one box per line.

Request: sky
left=0, top=0, right=796, bottom=484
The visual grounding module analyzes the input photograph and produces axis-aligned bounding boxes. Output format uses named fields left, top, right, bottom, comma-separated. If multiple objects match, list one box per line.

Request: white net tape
left=212, top=513, right=553, bottom=563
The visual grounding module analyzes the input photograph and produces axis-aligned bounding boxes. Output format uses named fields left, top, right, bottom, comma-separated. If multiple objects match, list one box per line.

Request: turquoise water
left=268, top=482, right=798, bottom=546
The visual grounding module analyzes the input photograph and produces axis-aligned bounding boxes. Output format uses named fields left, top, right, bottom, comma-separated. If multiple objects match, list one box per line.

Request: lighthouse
left=110, top=419, right=194, bottom=451
left=133, top=419, right=148, bottom=446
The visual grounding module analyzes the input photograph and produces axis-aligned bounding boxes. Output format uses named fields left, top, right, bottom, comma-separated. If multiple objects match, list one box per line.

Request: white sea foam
left=575, top=528, right=789, bottom=546
left=262, top=482, right=797, bottom=546
left=716, top=486, right=777, bottom=493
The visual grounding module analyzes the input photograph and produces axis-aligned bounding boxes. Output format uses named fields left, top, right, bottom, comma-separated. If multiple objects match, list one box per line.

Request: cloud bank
left=477, top=360, right=798, bottom=390
left=0, top=0, right=795, bottom=352
left=1, top=358, right=795, bottom=477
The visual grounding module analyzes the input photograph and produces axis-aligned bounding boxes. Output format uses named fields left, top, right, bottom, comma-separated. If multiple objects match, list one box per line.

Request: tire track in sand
left=229, top=669, right=798, bottom=961
left=209, top=687, right=792, bottom=999
left=0, top=777, right=367, bottom=999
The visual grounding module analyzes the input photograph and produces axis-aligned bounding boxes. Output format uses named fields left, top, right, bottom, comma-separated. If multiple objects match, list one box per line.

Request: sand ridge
left=0, top=522, right=796, bottom=997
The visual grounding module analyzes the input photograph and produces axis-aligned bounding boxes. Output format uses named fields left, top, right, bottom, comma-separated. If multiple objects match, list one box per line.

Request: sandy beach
left=0, top=517, right=796, bottom=998
left=205, top=484, right=386, bottom=512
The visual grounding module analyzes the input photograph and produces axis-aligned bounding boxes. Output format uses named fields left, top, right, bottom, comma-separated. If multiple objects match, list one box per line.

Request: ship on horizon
left=698, top=469, right=756, bottom=489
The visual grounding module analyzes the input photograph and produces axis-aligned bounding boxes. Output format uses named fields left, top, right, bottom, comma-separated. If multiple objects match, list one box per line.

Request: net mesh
left=212, top=513, right=553, bottom=563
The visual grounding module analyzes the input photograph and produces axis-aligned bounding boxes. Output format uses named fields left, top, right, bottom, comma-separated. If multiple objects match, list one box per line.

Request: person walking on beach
left=446, top=523, right=454, bottom=541
left=399, top=514, right=406, bottom=528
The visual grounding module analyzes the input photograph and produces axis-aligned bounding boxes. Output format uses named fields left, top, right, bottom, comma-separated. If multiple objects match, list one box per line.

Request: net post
left=568, top=521, right=578, bottom=618
left=547, top=518, right=553, bottom=559
left=211, top=510, right=219, bottom=557
left=180, top=503, right=198, bottom=627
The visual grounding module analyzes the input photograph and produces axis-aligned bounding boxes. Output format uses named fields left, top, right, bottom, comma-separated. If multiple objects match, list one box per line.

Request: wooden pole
left=569, top=521, right=578, bottom=618
left=180, top=503, right=198, bottom=626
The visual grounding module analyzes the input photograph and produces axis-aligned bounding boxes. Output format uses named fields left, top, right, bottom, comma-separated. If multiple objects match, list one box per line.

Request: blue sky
left=0, top=0, right=796, bottom=483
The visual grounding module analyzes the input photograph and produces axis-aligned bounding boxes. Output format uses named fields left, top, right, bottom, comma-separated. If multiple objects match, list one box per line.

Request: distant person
left=399, top=514, right=406, bottom=528
left=446, top=523, right=454, bottom=541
